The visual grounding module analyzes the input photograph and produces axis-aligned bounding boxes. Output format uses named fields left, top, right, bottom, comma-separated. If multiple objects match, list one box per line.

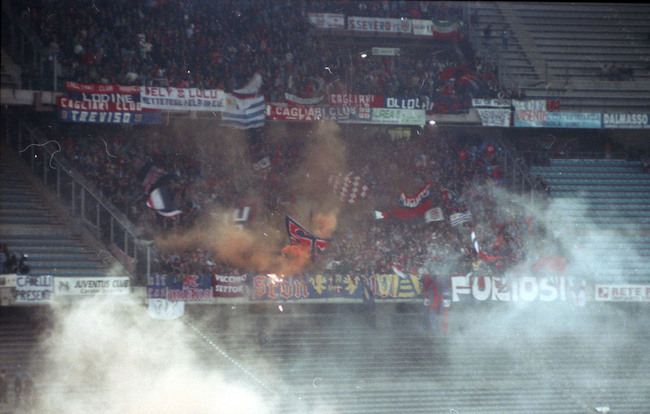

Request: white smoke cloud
left=30, top=295, right=270, bottom=414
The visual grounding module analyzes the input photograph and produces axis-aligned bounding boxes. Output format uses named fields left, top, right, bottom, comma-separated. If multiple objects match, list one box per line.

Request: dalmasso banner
left=54, top=276, right=131, bottom=296
left=602, top=113, right=650, bottom=129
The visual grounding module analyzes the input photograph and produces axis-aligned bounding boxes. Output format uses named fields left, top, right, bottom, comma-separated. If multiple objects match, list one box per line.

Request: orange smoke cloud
left=279, top=244, right=312, bottom=276
left=311, top=209, right=339, bottom=238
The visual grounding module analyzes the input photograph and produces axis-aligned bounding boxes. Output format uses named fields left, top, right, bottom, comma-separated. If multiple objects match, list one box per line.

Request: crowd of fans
left=13, top=0, right=522, bottom=104
left=7, top=0, right=556, bottom=281
left=42, top=118, right=556, bottom=281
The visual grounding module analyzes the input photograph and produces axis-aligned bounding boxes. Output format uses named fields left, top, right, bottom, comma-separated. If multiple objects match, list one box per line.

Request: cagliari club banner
left=266, top=104, right=425, bottom=126
left=58, top=82, right=161, bottom=125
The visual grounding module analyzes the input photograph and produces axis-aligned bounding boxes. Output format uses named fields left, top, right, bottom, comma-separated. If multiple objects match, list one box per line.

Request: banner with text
left=451, top=274, right=586, bottom=305
left=140, top=86, right=229, bottom=111
left=595, top=284, right=650, bottom=302
left=54, top=276, right=131, bottom=296
left=15, top=275, right=53, bottom=303
left=59, top=82, right=161, bottom=124
left=348, top=16, right=412, bottom=34
left=602, top=113, right=650, bottom=129
left=472, top=98, right=512, bottom=127
left=307, top=12, right=345, bottom=29
left=328, top=94, right=383, bottom=108
left=167, top=274, right=213, bottom=302
left=213, top=274, right=248, bottom=298
left=251, top=273, right=421, bottom=300
left=267, top=104, right=372, bottom=123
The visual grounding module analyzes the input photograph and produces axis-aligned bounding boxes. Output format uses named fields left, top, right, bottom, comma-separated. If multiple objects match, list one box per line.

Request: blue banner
left=167, top=274, right=213, bottom=302
left=57, top=109, right=162, bottom=124
left=602, top=113, right=650, bottom=129
left=515, top=111, right=601, bottom=128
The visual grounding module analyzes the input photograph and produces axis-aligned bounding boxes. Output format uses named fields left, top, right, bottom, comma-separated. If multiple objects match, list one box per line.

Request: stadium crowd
left=10, top=0, right=553, bottom=281
left=13, top=0, right=522, bottom=102
left=48, top=119, right=552, bottom=281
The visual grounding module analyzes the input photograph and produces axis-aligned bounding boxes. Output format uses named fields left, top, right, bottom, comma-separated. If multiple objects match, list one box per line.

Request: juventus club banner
left=54, top=276, right=131, bottom=296
left=59, top=82, right=161, bottom=124
left=140, top=86, right=229, bottom=111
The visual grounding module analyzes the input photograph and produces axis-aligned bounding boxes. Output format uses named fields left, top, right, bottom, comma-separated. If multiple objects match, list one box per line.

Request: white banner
left=595, top=284, right=650, bottom=302
left=307, top=13, right=345, bottom=29
left=15, top=275, right=53, bottom=303
left=0, top=274, right=17, bottom=288
left=348, top=16, right=412, bottom=33
left=148, top=298, right=185, bottom=319
left=411, top=19, right=434, bottom=36
left=140, top=87, right=228, bottom=111
left=451, top=275, right=585, bottom=305
left=371, top=108, right=425, bottom=126
left=54, top=276, right=131, bottom=296
left=476, top=108, right=511, bottom=127
left=512, top=99, right=546, bottom=111
left=472, top=98, right=512, bottom=108
left=371, top=47, right=400, bottom=56
left=424, top=207, right=444, bottom=223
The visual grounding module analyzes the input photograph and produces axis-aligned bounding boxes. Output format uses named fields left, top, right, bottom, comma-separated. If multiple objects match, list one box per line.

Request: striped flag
left=147, top=187, right=182, bottom=217
left=221, top=95, right=265, bottom=130
left=450, top=211, right=472, bottom=227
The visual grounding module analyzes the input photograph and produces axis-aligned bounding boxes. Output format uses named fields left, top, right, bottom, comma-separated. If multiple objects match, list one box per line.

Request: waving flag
left=285, top=215, right=331, bottom=256
left=450, top=211, right=472, bottom=227
left=233, top=73, right=263, bottom=97
left=391, top=181, right=432, bottom=220
left=328, top=172, right=369, bottom=203
left=471, top=228, right=501, bottom=263
left=147, top=186, right=182, bottom=217
left=138, top=161, right=182, bottom=217
left=221, top=95, right=265, bottom=129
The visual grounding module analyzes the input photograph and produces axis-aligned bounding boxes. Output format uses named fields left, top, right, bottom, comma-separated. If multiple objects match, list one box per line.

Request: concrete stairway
left=186, top=302, right=650, bottom=414
left=0, top=148, right=109, bottom=277
left=530, top=158, right=650, bottom=282
left=471, top=2, right=650, bottom=112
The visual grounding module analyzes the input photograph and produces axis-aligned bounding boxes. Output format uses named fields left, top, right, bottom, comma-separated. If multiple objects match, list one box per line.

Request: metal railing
left=1, top=109, right=153, bottom=285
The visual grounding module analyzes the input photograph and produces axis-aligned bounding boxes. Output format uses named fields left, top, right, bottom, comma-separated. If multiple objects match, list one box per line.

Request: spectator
left=0, top=369, right=7, bottom=404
